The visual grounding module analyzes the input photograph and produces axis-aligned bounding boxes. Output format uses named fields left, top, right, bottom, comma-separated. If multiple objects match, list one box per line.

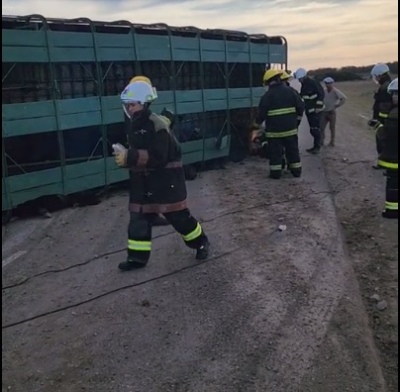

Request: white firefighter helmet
left=388, top=78, right=398, bottom=93
left=120, top=80, right=158, bottom=118
left=371, top=63, right=390, bottom=84
left=120, top=81, right=158, bottom=105
left=371, top=63, right=390, bottom=77
left=294, top=68, right=307, bottom=80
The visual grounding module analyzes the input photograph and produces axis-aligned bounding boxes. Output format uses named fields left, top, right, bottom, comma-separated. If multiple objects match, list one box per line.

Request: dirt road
left=321, top=80, right=398, bottom=392
left=2, top=114, right=389, bottom=391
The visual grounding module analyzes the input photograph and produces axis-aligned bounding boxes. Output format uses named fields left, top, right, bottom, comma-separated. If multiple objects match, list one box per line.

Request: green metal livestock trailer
left=2, top=15, right=288, bottom=211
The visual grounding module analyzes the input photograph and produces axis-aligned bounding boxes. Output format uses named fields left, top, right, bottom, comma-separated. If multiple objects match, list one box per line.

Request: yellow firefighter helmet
left=263, top=69, right=282, bottom=85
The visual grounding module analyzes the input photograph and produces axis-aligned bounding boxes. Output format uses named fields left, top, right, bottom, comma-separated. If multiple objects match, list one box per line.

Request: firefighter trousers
left=376, top=134, right=383, bottom=155
left=383, top=169, right=398, bottom=218
left=268, top=136, right=302, bottom=179
left=306, top=112, right=322, bottom=148
left=127, top=209, right=208, bottom=264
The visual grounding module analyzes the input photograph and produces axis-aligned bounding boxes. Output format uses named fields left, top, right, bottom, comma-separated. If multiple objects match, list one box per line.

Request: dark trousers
left=306, top=111, right=322, bottom=148
left=268, top=136, right=302, bottom=179
left=376, top=134, right=383, bottom=155
left=127, top=209, right=208, bottom=264
left=384, top=169, right=398, bottom=218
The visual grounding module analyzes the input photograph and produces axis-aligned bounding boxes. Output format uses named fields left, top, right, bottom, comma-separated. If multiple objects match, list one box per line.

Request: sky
left=2, top=0, right=398, bottom=69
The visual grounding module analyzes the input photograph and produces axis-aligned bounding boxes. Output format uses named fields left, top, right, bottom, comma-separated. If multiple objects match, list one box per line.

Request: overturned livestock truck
left=2, top=14, right=288, bottom=211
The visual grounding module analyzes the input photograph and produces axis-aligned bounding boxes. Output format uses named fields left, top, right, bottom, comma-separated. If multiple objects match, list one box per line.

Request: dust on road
left=2, top=120, right=388, bottom=392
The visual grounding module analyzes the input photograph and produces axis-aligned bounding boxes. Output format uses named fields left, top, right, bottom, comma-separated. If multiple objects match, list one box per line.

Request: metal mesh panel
left=141, top=61, right=171, bottom=91
left=63, top=126, right=103, bottom=160
left=4, top=132, right=60, bottom=175
left=2, top=63, right=51, bottom=104
left=102, top=62, right=136, bottom=96
left=55, top=62, right=98, bottom=99
left=252, top=63, right=265, bottom=87
left=229, top=63, right=251, bottom=89
left=175, top=62, right=201, bottom=90
left=204, top=110, right=226, bottom=138
left=204, top=63, right=225, bottom=89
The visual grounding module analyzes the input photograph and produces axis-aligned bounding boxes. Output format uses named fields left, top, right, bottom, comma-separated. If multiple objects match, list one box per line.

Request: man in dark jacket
left=376, top=78, right=398, bottom=219
left=369, top=63, right=393, bottom=169
left=114, top=79, right=210, bottom=270
left=294, top=68, right=325, bottom=154
left=256, top=69, right=305, bottom=179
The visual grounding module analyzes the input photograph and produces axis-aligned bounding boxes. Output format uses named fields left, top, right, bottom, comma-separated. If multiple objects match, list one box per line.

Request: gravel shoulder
left=2, top=117, right=389, bottom=392
left=320, top=80, right=398, bottom=392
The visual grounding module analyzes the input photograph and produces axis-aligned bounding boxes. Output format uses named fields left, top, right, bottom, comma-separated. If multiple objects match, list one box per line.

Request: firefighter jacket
left=125, top=110, right=188, bottom=214
left=300, top=77, right=325, bottom=114
left=377, top=106, right=398, bottom=170
left=256, top=83, right=305, bottom=138
left=373, top=74, right=392, bottom=124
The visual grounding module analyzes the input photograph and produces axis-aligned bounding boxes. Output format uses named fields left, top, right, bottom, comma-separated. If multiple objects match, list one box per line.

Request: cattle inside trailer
left=2, top=15, right=288, bottom=212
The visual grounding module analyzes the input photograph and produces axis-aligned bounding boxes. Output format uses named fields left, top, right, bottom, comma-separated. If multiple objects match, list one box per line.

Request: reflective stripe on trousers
left=378, top=160, right=398, bottom=170
left=182, top=222, right=202, bottom=242
left=289, top=162, right=302, bottom=169
left=128, top=239, right=152, bottom=252
left=385, top=201, right=398, bottom=211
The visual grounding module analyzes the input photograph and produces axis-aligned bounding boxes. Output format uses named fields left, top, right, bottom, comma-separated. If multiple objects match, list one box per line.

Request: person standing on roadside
left=294, top=68, right=325, bottom=154
left=320, top=77, right=347, bottom=147
left=369, top=63, right=392, bottom=169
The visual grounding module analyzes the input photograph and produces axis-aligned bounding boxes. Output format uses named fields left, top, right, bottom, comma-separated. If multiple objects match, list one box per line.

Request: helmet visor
left=122, top=102, right=141, bottom=119
left=372, top=74, right=381, bottom=84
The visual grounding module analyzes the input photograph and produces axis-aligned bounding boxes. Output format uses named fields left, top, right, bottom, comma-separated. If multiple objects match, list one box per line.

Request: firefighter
left=114, top=79, right=210, bottom=270
left=279, top=70, right=292, bottom=87
left=376, top=78, right=398, bottom=219
left=256, top=69, right=305, bottom=179
left=125, top=76, right=173, bottom=226
left=280, top=71, right=304, bottom=128
left=294, top=68, right=325, bottom=154
left=369, top=63, right=393, bottom=169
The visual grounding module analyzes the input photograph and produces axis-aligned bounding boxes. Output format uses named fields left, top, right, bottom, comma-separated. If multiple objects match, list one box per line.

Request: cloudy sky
left=2, top=0, right=398, bottom=69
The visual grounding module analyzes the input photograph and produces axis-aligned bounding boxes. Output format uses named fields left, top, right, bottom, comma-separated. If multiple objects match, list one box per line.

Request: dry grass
left=336, top=80, right=374, bottom=112
left=335, top=78, right=398, bottom=128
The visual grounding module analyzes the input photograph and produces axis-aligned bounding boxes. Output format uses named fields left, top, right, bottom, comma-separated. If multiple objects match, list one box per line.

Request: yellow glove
left=112, top=143, right=128, bottom=168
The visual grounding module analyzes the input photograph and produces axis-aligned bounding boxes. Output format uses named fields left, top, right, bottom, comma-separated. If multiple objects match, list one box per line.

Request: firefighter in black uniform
left=280, top=71, right=304, bottom=128
left=376, top=78, right=398, bottom=219
left=114, top=79, right=210, bottom=270
left=294, top=68, right=325, bottom=154
left=256, top=69, right=305, bottom=179
left=279, top=70, right=304, bottom=169
left=123, top=76, right=170, bottom=226
left=369, top=63, right=393, bottom=169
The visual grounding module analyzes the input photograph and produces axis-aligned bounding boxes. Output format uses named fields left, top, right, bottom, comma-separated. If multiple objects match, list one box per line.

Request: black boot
left=382, top=210, right=398, bottom=219
left=306, top=146, right=321, bottom=154
left=291, top=169, right=302, bottom=178
left=118, top=260, right=147, bottom=271
left=196, top=240, right=210, bottom=260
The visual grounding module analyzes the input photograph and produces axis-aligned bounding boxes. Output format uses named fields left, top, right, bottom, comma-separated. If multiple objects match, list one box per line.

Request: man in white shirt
left=321, top=77, right=347, bottom=147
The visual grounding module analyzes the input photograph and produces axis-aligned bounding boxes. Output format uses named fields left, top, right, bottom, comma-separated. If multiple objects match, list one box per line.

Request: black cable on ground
left=2, top=247, right=242, bottom=330
left=2, top=190, right=334, bottom=291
